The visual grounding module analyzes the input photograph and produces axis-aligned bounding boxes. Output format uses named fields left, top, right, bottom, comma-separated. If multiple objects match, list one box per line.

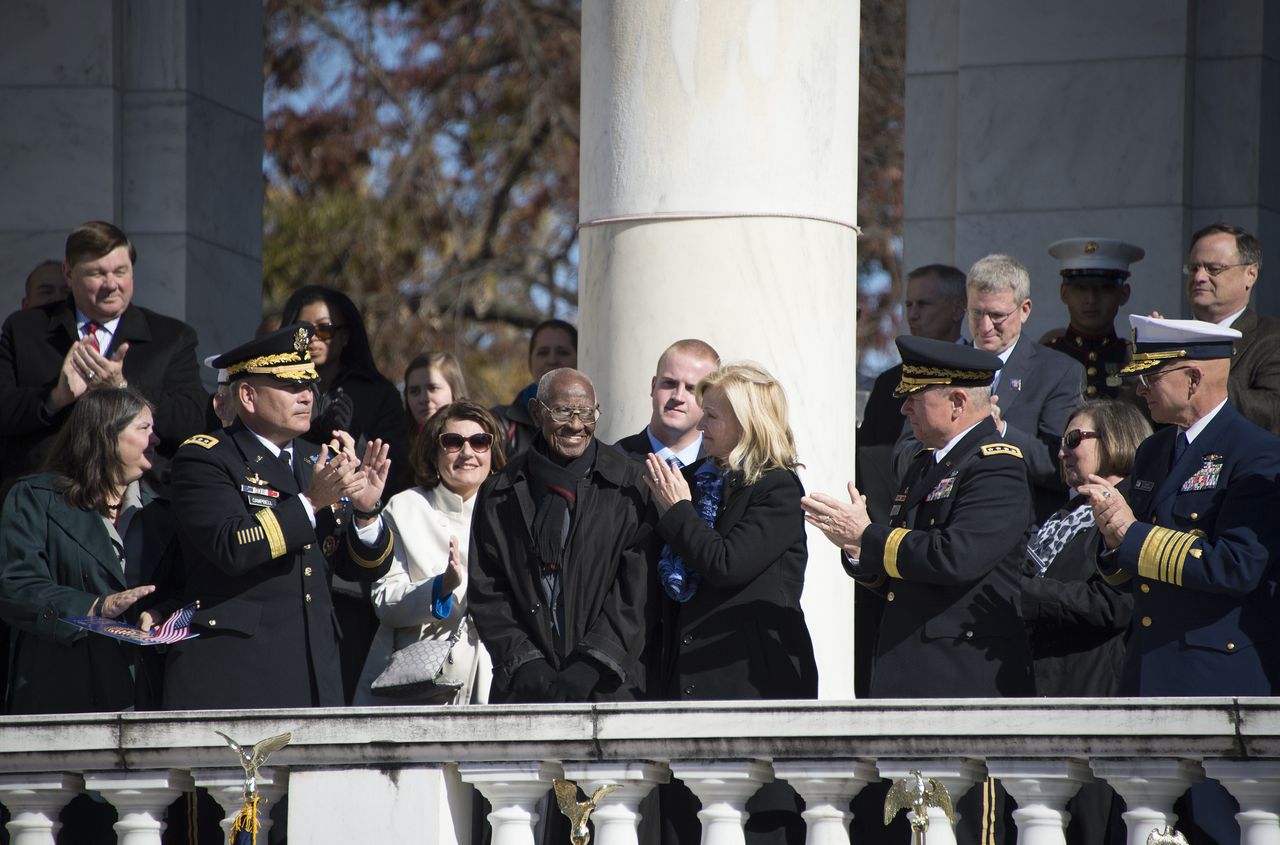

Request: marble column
left=459, top=761, right=563, bottom=845
left=1092, top=758, right=1202, bottom=845
left=877, top=759, right=985, bottom=845
left=560, top=761, right=670, bottom=845
left=773, top=760, right=877, bottom=845
left=0, top=773, right=83, bottom=845
left=85, top=770, right=192, bottom=845
left=0, top=0, right=264, bottom=373
left=1203, top=760, right=1280, bottom=845
left=986, top=759, right=1092, bottom=845
left=194, top=767, right=288, bottom=842
left=669, top=760, right=773, bottom=845
left=578, top=0, right=861, bottom=698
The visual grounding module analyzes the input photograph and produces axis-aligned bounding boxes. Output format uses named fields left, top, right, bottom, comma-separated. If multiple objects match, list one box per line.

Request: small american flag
left=149, top=604, right=196, bottom=645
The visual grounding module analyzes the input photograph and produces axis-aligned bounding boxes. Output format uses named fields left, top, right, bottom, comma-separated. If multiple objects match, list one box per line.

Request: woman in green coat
left=0, top=387, right=177, bottom=714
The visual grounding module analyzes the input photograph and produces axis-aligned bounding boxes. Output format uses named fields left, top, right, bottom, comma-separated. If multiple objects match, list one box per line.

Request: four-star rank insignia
left=1181, top=455, right=1224, bottom=492
left=926, top=474, right=958, bottom=501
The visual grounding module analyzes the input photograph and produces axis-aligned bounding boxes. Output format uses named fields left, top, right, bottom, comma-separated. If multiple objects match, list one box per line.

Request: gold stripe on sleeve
left=1137, top=525, right=1197, bottom=586
left=883, top=527, right=911, bottom=580
left=347, top=523, right=395, bottom=569
left=255, top=510, right=288, bottom=559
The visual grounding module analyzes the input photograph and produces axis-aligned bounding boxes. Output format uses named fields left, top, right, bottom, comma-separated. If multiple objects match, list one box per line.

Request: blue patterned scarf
left=658, top=465, right=724, bottom=602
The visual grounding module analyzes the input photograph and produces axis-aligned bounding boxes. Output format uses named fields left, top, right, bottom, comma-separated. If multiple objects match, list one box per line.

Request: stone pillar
left=773, top=759, right=877, bottom=845
left=986, top=759, right=1092, bottom=845
left=288, top=767, right=448, bottom=844
left=1203, top=760, right=1280, bottom=845
left=459, top=761, right=563, bottom=845
left=560, top=761, right=670, bottom=845
left=877, top=759, right=985, bottom=845
left=669, top=760, right=773, bottom=845
left=85, top=770, right=192, bottom=845
left=579, top=0, right=861, bottom=700
left=903, top=0, right=1280, bottom=331
left=194, top=767, right=288, bottom=843
left=0, top=773, right=83, bottom=845
left=1092, top=758, right=1202, bottom=845
left=0, top=0, right=264, bottom=371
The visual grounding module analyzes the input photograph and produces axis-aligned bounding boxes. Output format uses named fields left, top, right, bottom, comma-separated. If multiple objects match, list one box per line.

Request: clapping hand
left=801, top=482, right=871, bottom=554
left=1078, top=473, right=1136, bottom=549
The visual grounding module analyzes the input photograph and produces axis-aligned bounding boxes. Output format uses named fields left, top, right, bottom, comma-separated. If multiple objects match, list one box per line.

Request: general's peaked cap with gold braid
left=1119, top=315, right=1240, bottom=375
left=893, top=335, right=1003, bottom=399
left=210, top=322, right=320, bottom=384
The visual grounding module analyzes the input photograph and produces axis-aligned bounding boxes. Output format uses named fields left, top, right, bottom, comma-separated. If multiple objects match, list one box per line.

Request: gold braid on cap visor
left=1118, top=349, right=1187, bottom=375
left=895, top=364, right=990, bottom=396
left=226, top=352, right=318, bottom=382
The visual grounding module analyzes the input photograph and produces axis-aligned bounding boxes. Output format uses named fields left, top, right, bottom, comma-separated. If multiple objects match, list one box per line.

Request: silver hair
left=967, top=254, right=1031, bottom=302
left=964, top=385, right=992, bottom=405
left=536, top=367, right=593, bottom=402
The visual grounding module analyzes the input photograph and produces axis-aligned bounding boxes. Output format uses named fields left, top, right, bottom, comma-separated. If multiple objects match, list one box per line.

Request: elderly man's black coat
left=161, top=422, right=394, bottom=709
left=468, top=440, right=656, bottom=701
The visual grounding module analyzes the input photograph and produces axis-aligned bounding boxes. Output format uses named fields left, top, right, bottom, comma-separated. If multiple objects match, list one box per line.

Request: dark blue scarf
left=658, top=465, right=724, bottom=602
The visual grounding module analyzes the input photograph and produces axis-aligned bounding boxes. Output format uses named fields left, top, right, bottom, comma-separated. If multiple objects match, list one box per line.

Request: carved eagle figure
left=553, top=778, right=620, bottom=845
left=884, top=770, right=956, bottom=832
left=1147, top=827, right=1190, bottom=845
left=215, top=730, right=292, bottom=794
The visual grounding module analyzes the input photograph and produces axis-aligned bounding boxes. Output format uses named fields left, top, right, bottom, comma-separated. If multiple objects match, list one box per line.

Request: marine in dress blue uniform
left=162, top=324, right=395, bottom=709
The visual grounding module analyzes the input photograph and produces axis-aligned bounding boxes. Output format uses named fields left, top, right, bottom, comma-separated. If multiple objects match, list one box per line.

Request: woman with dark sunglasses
left=354, top=400, right=507, bottom=708
left=1020, top=397, right=1150, bottom=845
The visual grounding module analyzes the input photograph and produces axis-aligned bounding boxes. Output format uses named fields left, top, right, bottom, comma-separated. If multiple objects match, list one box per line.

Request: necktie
left=1171, top=432, right=1189, bottom=467
left=279, top=448, right=293, bottom=472
left=82, top=321, right=101, bottom=352
left=667, top=455, right=684, bottom=471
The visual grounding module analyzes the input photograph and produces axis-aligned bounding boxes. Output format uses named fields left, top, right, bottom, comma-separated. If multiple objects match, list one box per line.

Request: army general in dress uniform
left=1083, top=315, right=1280, bottom=845
left=804, top=336, right=1035, bottom=697
left=162, top=323, right=396, bottom=709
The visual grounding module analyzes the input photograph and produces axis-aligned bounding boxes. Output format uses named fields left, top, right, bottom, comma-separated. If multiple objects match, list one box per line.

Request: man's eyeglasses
left=538, top=401, right=601, bottom=424
left=968, top=308, right=1018, bottom=327
left=1137, top=366, right=1194, bottom=388
left=1183, top=262, right=1254, bottom=278
left=1061, top=429, right=1101, bottom=450
left=439, top=432, right=494, bottom=453
left=312, top=323, right=346, bottom=341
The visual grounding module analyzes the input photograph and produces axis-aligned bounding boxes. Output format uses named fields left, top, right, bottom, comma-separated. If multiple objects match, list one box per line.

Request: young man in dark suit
left=613, top=338, right=719, bottom=467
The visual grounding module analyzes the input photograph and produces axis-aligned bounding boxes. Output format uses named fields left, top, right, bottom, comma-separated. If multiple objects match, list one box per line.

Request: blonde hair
left=697, top=362, right=801, bottom=485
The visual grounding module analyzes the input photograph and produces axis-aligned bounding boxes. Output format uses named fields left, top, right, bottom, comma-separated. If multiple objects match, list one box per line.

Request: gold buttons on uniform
left=1087, top=386, right=1098, bottom=395
left=1087, top=367, right=1098, bottom=376
left=1142, top=616, right=1153, bottom=627
left=1190, top=512, right=1199, bottom=521
left=886, top=592, right=895, bottom=602
left=1088, top=351, right=1098, bottom=361
left=929, top=518, right=936, bottom=526
left=305, top=594, right=312, bottom=603
left=208, top=619, right=217, bottom=627
left=303, top=543, right=312, bottom=550
left=964, top=631, right=974, bottom=639
left=1140, top=583, right=1151, bottom=593
left=1227, top=642, right=1236, bottom=651
left=304, top=567, right=313, bottom=576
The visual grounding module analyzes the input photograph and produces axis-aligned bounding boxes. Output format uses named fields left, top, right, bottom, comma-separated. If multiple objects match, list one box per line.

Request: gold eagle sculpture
left=884, top=770, right=956, bottom=843
left=215, top=730, right=292, bottom=794
left=1147, top=826, right=1190, bottom=845
left=553, top=778, right=620, bottom=845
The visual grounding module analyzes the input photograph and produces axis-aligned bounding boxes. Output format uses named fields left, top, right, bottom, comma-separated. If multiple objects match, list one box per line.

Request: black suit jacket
left=0, top=299, right=207, bottom=490
left=612, top=428, right=708, bottom=463
left=161, top=422, right=394, bottom=709
left=1228, top=307, right=1280, bottom=435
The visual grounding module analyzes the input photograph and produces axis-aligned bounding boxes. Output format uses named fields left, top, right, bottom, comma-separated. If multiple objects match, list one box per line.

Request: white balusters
left=669, top=760, right=773, bottom=845
left=459, top=761, right=562, bottom=845
left=559, top=761, right=669, bottom=845
left=1092, top=759, right=1202, bottom=845
left=772, top=759, right=876, bottom=845
left=986, top=759, right=1091, bottom=845
left=1204, top=760, right=1280, bottom=845
left=194, top=766, right=287, bottom=842
left=0, top=773, right=82, bottom=845
left=85, top=770, right=192, bottom=845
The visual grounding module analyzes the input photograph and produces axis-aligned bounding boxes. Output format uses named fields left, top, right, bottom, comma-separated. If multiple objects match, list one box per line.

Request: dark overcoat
left=1227, top=307, right=1280, bottom=435
left=1103, top=402, right=1280, bottom=695
left=858, top=417, right=1036, bottom=697
left=1021, top=490, right=1133, bottom=697
left=655, top=464, right=817, bottom=701
left=161, top=422, right=394, bottom=709
left=0, top=299, right=206, bottom=491
left=468, top=441, right=656, bottom=701
left=0, top=474, right=178, bottom=714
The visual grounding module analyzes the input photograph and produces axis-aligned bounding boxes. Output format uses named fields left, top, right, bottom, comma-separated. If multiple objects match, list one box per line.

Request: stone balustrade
left=0, top=699, right=1278, bottom=844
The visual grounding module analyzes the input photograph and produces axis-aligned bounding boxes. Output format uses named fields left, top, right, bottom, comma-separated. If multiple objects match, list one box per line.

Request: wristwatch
left=352, top=499, right=384, bottom=520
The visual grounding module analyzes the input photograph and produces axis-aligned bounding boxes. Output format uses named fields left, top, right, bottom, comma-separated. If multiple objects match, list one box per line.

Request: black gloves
left=508, top=658, right=557, bottom=702
left=548, top=653, right=605, bottom=703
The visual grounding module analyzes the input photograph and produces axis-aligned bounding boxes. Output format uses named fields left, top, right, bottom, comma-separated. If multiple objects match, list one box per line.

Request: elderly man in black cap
left=161, top=323, right=396, bottom=709
left=1041, top=237, right=1144, bottom=399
